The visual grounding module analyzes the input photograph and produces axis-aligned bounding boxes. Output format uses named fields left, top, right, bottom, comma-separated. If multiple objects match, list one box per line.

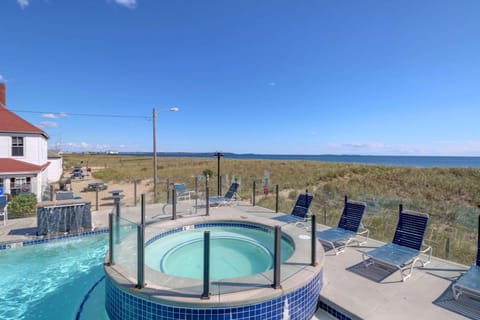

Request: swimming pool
left=0, top=235, right=108, bottom=320
left=145, top=224, right=294, bottom=279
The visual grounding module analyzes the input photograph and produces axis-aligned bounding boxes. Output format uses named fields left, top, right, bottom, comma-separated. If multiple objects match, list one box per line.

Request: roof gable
left=0, top=158, right=50, bottom=174
left=0, top=108, right=48, bottom=138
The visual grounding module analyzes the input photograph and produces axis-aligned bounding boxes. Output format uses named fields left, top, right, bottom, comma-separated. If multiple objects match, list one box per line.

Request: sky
left=1, top=0, right=480, bottom=156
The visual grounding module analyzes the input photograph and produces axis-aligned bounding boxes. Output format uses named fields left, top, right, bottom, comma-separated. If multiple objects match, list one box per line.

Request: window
left=12, top=136, right=24, bottom=156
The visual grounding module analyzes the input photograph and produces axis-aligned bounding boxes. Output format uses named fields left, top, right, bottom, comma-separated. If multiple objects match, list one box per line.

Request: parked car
left=83, top=182, right=108, bottom=192
left=70, top=167, right=84, bottom=179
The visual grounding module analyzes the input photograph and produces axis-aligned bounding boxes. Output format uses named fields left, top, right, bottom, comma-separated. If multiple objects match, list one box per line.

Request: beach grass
left=63, top=154, right=480, bottom=265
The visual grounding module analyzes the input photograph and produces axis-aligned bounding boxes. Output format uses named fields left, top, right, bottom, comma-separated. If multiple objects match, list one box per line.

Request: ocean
left=120, top=152, right=480, bottom=168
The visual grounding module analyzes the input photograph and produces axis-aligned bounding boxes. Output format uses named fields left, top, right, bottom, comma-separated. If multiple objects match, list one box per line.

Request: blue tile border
left=106, top=269, right=323, bottom=320
left=0, top=228, right=109, bottom=250
left=318, top=299, right=354, bottom=320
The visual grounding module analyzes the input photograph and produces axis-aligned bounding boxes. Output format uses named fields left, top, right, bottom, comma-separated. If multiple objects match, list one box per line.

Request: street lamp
left=153, top=106, right=179, bottom=203
left=213, top=152, right=224, bottom=196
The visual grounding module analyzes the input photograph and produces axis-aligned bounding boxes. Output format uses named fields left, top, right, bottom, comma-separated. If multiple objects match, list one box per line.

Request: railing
left=108, top=179, right=479, bottom=267
left=108, top=194, right=319, bottom=298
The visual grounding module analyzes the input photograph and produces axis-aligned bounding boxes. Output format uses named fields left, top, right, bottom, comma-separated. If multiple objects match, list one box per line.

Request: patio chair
left=209, top=182, right=240, bottom=207
left=316, top=196, right=369, bottom=255
left=362, top=205, right=432, bottom=282
left=452, top=215, right=480, bottom=300
left=0, top=195, right=8, bottom=226
left=273, top=192, right=314, bottom=225
left=173, top=183, right=196, bottom=201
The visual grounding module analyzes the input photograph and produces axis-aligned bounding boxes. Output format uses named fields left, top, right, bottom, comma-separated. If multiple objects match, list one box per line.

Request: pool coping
left=0, top=228, right=109, bottom=249
left=104, top=209, right=324, bottom=308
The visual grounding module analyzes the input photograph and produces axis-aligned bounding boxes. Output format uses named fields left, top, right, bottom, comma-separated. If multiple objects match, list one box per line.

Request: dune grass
left=63, top=154, right=480, bottom=265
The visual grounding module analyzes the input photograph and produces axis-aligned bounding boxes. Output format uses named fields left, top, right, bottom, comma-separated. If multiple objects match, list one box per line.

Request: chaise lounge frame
left=452, top=215, right=480, bottom=300
left=362, top=204, right=432, bottom=282
left=317, top=196, right=369, bottom=255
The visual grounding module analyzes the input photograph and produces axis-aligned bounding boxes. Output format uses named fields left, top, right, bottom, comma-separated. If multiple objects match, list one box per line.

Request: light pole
left=153, top=107, right=179, bottom=203
left=214, top=152, right=224, bottom=196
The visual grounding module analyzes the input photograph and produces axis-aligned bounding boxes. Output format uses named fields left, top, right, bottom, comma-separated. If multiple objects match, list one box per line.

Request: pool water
left=145, top=226, right=294, bottom=280
left=0, top=235, right=109, bottom=320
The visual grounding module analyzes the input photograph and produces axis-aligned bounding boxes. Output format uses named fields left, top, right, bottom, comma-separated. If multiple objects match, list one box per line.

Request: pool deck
left=0, top=201, right=477, bottom=319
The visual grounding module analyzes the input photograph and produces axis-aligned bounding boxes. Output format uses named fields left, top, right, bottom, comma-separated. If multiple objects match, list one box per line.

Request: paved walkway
left=0, top=201, right=476, bottom=319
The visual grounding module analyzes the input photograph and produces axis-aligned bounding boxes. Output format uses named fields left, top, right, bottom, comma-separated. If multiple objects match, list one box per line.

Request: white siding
left=47, top=158, right=63, bottom=182
left=0, top=135, right=10, bottom=157
left=25, top=135, right=48, bottom=165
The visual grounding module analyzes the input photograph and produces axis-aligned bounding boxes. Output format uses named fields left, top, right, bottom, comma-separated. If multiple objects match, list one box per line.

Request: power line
left=9, top=108, right=151, bottom=120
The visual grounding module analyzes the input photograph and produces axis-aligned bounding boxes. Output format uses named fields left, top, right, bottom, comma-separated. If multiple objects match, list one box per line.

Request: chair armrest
left=420, top=244, right=432, bottom=266
left=356, top=226, right=370, bottom=244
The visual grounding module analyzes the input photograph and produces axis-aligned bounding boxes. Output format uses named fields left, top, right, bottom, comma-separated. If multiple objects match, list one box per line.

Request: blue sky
left=1, top=0, right=479, bottom=155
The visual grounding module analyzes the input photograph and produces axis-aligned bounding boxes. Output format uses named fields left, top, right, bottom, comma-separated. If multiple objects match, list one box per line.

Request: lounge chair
left=209, top=182, right=240, bottom=207
left=317, top=196, right=369, bottom=255
left=362, top=205, right=432, bottom=282
left=273, top=192, right=314, bottom=224
left=173, top=183, right=196, bottom=201
left=452, top=215, right=480, bottom=300
left=0, top=195, right=8, bottom=226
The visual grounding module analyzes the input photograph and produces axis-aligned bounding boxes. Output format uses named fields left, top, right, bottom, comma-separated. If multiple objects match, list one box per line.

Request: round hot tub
left=146, top=224, right=294, bottom=279
left=105, top=215, right=324, bottom=320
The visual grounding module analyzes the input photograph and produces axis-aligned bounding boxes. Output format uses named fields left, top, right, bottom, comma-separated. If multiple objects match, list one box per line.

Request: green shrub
left=8, top=194, right=37, bottom=218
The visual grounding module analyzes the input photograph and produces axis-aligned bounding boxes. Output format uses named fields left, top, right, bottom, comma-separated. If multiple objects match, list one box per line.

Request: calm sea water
left=120, top=152, right=480, bottom=168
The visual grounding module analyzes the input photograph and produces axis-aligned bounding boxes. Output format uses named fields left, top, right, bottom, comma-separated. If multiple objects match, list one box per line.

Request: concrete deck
left=0, top=201, right=477, bottom=319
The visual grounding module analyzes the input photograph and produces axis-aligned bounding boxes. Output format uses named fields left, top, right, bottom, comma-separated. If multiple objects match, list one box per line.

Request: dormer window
left=12, top=136, right=24, bottom=157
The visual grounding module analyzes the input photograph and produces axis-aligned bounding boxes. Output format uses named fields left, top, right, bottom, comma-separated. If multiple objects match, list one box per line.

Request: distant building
left=0, top=83, right=63, bottom=201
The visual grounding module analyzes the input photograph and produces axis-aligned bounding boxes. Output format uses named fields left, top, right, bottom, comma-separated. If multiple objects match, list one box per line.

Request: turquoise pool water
left=0, top=235, right=108, bottom=320
left=145, top=226, right=294, bottom=280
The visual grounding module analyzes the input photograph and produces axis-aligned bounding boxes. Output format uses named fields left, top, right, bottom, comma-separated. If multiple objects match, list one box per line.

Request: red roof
left=0, top=158, right=50, bottom=174
left=0, top=107, right=48, bottom=138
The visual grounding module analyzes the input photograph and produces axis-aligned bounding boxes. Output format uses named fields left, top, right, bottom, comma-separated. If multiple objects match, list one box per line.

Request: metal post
left=275, top=184, right=279, bottom=213
left=195, top=176, right=198, bottom=214
left=166, top=177, right=170, bottom=204
left=172, top=189, right=177, bottom=220
left=109, top=213, right=114, bottom=265
left=136, top=224, right=145, bottom=289
left=153, top=108, right=157, bottom=203
left=201, top=231, right=210, bottom=299
left=214, top=152, right=224, bottom=196
left=323, top=208, right=327, bottom=225
left=134, top=180, right=137, bottom=207
left=253, top=181, right=256, bottom=206
left=205, top=178, right=210, bottom=216
left=95, top=188, right=99, bottom=211
left=273, top=226, right=281, bottom=289
left=115, top=199, right=120, bottom=218
left=445, top=237, right=450, bottom=259
left=311, top=215, right=317, bottom=266
left=50, top=184, right=54, bottom=201
left=141, top=193, right=146, bottom=225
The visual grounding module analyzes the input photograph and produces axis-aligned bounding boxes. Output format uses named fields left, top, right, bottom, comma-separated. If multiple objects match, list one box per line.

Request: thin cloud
left=42, top=113, right=58, bottom=119
left=268, top=82, right=277, bottom=87
left=0, top=74, right=5, bottom=82
left=38, top=121, right=59, bottom=128
left=114, top=0, right=137, bottom=9
left=59, top=112, right=68, bottom=117
left=17, top=0, right=29, bottom=9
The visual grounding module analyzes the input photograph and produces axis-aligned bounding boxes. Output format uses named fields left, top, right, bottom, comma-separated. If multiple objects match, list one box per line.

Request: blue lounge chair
left=317, top=196, right=369, bottom=255
left=0, top=195, right=8, bottom=226
left=452, top=215, right=480, bottom=300
left=362, top=205, right=432, bottom=282
left=209, top=182, right=240, bottom=206
left=273, top=192, right=314, bottom=224
left=173, top=183, right=196, bottom=201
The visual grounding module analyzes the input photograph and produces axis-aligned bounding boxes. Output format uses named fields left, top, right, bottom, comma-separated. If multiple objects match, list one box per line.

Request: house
left=0, top=83, right=63, bottom=201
